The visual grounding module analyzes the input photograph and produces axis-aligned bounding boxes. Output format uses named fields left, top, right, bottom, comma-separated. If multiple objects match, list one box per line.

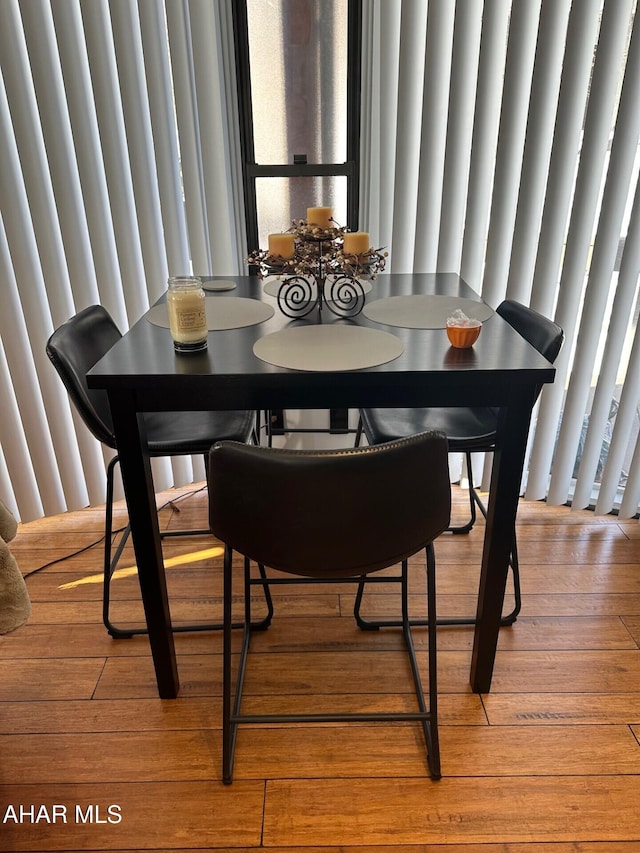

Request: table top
left=88, top=272, right=556, bottom=411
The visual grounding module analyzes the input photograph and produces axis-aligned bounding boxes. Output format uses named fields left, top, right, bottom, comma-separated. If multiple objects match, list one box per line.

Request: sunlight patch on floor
left=57, top=546, right=225, bottom=589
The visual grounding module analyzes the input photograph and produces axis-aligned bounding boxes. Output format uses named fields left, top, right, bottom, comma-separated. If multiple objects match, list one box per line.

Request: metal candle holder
left=247, top=221, right=386, bottom=320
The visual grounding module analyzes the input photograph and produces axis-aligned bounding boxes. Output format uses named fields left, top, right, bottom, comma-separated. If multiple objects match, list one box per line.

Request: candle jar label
left=173, top=307, right=206, bottom=332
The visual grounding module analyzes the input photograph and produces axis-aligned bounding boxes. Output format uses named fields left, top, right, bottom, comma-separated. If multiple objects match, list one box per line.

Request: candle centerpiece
left=247, top=207, right=387, bottom=319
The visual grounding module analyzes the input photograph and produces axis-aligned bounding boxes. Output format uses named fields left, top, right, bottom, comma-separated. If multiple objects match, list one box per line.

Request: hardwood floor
left=2, top=483, right=640, bottom=851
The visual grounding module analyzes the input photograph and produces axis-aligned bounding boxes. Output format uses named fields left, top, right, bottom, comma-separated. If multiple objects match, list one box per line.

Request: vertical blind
left=1, top=0, right=639, bottom=523
left=361, top=0, right=640, bottom=517
left=0, top=0, right=245, bottom=521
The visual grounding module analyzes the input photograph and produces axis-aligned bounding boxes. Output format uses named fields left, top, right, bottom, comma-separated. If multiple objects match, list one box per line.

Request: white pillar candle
left=343, top=232, right=370, bottom=255
left=306, top=206, right=333, bottom=228
left=268, top=233, right=295, bottom=258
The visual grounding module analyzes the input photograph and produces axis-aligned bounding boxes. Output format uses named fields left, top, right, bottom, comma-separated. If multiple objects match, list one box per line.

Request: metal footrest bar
left=352, top=451, right=521, bottom=630
left=352, top=435, right=520, bottom=626
left=354, top=580, right=520, bottom=629
left=231, top=711, right=436, bottom=724
left=159, top=527, right=210, bottom=538
left=354, top=584, right=520, bottom=629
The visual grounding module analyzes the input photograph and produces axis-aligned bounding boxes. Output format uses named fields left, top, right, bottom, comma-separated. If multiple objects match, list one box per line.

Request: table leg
left=470, top=389, right=537, bottom=693
left=108, top=391, right=179, bottom=698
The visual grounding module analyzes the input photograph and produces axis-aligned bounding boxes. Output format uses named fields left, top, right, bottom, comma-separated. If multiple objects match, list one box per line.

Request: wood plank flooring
left=1, top=484, right=640, bottom=850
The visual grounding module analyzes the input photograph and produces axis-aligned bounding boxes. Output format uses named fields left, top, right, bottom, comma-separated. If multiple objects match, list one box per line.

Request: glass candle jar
left=167, top=276, right=208, bottom=352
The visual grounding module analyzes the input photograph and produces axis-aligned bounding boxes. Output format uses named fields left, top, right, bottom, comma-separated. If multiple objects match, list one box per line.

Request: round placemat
left=363, top=294, right=493, bottom=329
left=201, top=278, right=237, bottom=292
left=146, top=297, right=274, bottom=331
left=253, top=324, right=404, bottom=372
left=263, top=276, right=373, bottom=300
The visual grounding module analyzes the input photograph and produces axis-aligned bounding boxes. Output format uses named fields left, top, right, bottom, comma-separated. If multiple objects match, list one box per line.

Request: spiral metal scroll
left=274, top=275, right=367, bottom=319
left=276, top=276, right=317, bottom=318
left=324, top=275, right=367, bottom=317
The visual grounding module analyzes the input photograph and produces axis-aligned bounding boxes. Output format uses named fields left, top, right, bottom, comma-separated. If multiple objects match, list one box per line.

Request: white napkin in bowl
left=446, top=308, right=481, bottom=327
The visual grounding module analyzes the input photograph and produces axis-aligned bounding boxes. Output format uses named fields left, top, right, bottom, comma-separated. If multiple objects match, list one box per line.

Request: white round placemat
left=147, top=297, right=274, bottom=331
left=253, top=324, right=404, bottom=372
left=363, top=294, right=493, bottom=329
left=263, top=276, right=373, bottom=300
left=201, top=278, right=237, bottom=292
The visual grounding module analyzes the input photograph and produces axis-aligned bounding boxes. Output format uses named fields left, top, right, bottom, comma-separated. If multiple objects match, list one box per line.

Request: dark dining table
left=87, top=272, right=556, bottom=698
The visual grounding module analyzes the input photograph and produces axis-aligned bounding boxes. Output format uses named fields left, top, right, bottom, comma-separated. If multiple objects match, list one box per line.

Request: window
left=232, top=0, right=362, bottom=251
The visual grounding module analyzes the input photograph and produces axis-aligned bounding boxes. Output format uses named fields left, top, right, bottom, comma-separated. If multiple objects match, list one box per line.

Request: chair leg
left=400, top=553, right=440, bottom=779
left=265, top=410, right=274, bottom=446
left=223, top=551, right=259, bottom=784
left=425, top=543, right=440, bottom=778
left=447, top=452, right=477, bottom=534
left=222, top=544, right=235, bottom=784
left=249, top=562, right=274, bottom=630
left=102, top=455, right=140, bottom=639
left=354, top=417, right=364, bottom=447
left=500, top=537, right=521, bottom=625
left=103, top=524, right=135, bottom=638
left=468, top=476, right=521, bottom=626
left=353, top=572, right=378, bottom=630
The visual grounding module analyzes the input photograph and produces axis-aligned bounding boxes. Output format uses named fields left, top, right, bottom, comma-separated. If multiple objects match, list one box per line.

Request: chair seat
left=145, top=410, right=255, bottom=455
left=360, top=406, right=499, bottom=450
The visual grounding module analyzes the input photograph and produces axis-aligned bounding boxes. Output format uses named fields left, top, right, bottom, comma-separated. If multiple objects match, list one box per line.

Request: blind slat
left=596, top=285, right=640, bottom=516
left=506, top=0, right=572, bottom=305
left=436, top=2, right=483, bottom=274
left=165, top=0, right=211, bottom=274
left=619, top=428, right=640, bottom=517
left=188, top=0, right=241, bottom=274
left=413, top=1, right=455, bottom=273
left=594, top=167, right=640, bottom=515
left=138, top=1, right=191, bottom=277
left=0, top=335, right=43, bottom=521
left=481, top=0, right=542, bottom=307
left=460, top=0, right=511, bottom=293
left=389, top=0, right=428, bottom=272
left=373, top=0, right=401, bottom=251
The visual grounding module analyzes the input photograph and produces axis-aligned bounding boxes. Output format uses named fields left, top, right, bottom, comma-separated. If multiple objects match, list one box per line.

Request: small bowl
left=446, top=323, right=482, bottom=348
